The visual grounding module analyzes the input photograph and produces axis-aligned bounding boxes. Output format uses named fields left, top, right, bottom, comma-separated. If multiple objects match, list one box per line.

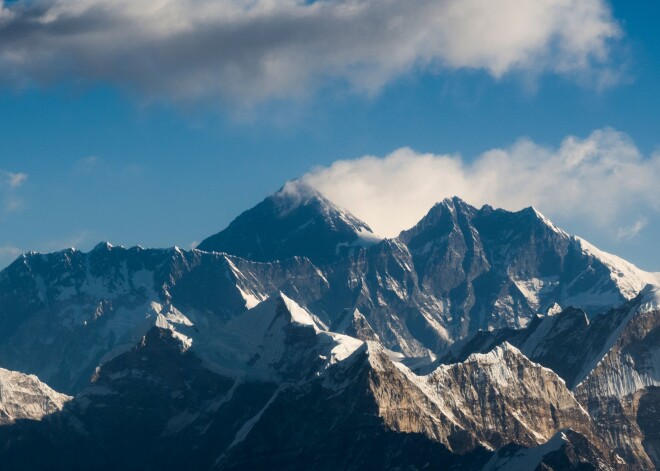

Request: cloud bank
left=0, top=0, right=621, bottom=105
left=302, top=128, right=660, bottom=238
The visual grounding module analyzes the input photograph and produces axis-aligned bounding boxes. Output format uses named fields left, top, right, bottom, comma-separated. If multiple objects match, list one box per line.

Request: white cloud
left=0, top=170, right=27, bottom=213
left=616, top=218, right=648, bottom=241
left=0, top=0, right=621, bottom=106
left=1, top=171, right=27, bottom=189
left=7, top=172, right=27, bottom=188
left=302, top=128, right=660, bottom=237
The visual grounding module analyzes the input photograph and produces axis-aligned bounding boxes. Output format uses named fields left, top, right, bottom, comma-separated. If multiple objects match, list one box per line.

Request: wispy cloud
left=616, top=218, right=648, bottom=240
left=41, top=231, right=91, bottom=252
left=0, top=0, right=622, bottom=107
left=73, top=156, right=101, bottom=174
left=0, top=170, right=27, bottom=189
left=0, top=169, right=28, bottom=213
left=302, top=128, right=660, bottom=237
left=0, top=244, right=23, bottom=269
left=71, top=156, right=143, bottom=179
left=6, top=172, right=27, bottom=188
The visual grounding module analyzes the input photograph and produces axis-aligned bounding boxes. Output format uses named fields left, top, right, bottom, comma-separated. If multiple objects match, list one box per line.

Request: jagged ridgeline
left=0, top=181, right=658, bottom=470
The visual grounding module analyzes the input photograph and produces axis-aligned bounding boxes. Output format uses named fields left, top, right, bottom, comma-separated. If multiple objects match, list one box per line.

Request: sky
left=0, top=0, right=659, bottom=271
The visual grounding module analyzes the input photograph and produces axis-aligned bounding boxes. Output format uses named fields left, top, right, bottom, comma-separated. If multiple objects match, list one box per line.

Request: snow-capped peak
left=0, top=368, right=72, bottom=424
left=638, top=284, right=660, bottom=313
left=529, top=206, right=570, bottom=237
left=274, top=180, right=328, bottom=214
left=270, top=180, right=369, bottom=230
left=576, top=236, right=660, bottom=300
left=92, top=241, right=114, bottom=252
left=279, top=292, right=319, bottom=329
left=463, top=341, right=523, bottom=365
left=196, top=180, right=375, bottom=264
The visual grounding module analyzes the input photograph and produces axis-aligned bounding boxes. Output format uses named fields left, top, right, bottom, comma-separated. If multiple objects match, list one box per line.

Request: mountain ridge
left=0, top=185, right=658, bottom=469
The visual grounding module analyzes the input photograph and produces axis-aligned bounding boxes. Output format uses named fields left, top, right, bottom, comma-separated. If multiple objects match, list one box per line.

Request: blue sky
left=0, top=0, right=659, bottom=271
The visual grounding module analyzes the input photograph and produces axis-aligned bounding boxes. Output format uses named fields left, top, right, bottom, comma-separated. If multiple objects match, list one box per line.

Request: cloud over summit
left=302, top=128, right=660, bottom=238
left=0, top=0, right=622, bottom=106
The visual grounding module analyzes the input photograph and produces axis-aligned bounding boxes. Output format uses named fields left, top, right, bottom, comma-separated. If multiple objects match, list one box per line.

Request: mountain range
left=0, top=180, right=658, bottom=470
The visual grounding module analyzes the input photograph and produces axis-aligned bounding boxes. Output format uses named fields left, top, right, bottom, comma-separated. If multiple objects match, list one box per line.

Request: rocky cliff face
left=439, top=285, right=660, bottom=468
left=0, top=368, right=71, bottom=425
left=0, top=323, right=489, bottom=470
left=417, top=343, right=599, bottom=451
left=398, top=197, right=656, bottom=337
left=484, top=429, right=616, bottom=471
left=0, top=300, right=610, bottom=469
left=575, top=286, right=660, bottom=469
